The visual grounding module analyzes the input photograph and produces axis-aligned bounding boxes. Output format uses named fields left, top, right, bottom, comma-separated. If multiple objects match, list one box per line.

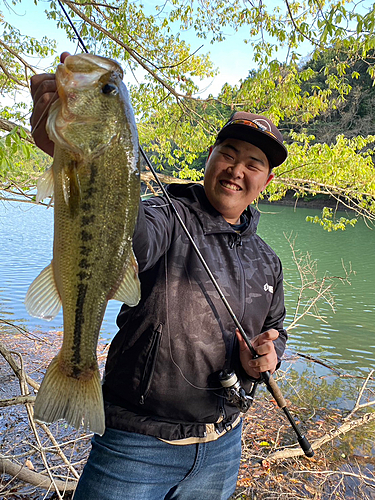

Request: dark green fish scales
left=25, top=54, right=141, bottom=435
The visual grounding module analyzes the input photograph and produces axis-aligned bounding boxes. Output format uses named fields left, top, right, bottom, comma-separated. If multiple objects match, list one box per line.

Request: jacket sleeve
left=237, top=258, right=288, bottom=393
left=262, top=259, right=288, bottom=363
left=132, top=196, right=181, bottom=273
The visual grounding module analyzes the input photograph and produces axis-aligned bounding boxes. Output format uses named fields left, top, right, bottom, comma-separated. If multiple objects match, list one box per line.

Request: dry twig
left=0, top=337, right=89, bottom=496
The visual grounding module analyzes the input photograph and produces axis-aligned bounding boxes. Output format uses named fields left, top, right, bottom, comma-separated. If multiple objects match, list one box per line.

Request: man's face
left=203, top=138, right=274, bottom=224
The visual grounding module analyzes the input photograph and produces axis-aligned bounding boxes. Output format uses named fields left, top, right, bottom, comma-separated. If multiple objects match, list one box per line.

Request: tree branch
left=0, top=40, right=37, bottom=75
left=267, top=411, right=375, bottom=462
left=267, top=367, right=375, bottom=462
left=284, top=0, right=322, bottom=49
left=274, top=176, right=375, bottom=222
left=345, top=370, right=375, bottom=420
left=0, top=342, right=40, bottom=391
left=0, top=55, right=28, bottom=88
left=63, top=1, right=186, bottom=101
left=0, top=456, right=78, bottom=492
left=0, top=395, right=36, bottom=407
left=0, top=118, right=35, bottom=144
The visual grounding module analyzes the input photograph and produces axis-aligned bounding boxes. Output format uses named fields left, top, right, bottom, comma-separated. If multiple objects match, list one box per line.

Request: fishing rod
left=139, top=151, right=314, bottom=458
left=56, top=1, right=314, bottom=458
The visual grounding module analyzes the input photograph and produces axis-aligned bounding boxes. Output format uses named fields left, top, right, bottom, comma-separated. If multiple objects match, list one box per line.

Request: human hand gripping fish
left=26, top=54, right=141, bottom=435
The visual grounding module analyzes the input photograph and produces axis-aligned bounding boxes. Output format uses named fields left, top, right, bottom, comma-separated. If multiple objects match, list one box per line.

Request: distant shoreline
left=260, top=193, right=341, bottom=211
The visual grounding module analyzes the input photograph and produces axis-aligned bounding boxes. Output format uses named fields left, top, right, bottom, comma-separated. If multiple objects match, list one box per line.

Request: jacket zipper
left=229, top=233, right=246, bottom=320
left=236, top=242, right=246, bottom=321
left=139, top=324, right=163, bottom=404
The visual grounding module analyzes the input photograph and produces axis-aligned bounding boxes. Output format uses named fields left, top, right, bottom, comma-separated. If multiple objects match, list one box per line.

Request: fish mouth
left=51, top=57, right=118, bottom=154
left=220, top=180, right=242, bottom=191
left=64, top=53, right=123, bottom=78
left=56, top=54, right=122, bottom=114
left=47, top=53, right=126, bottom=158
left=56, top=66, right=104, bottom=111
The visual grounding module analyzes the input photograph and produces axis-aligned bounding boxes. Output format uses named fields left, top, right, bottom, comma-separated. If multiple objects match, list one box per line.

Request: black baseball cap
left=216, top=111, right=288, bottom=168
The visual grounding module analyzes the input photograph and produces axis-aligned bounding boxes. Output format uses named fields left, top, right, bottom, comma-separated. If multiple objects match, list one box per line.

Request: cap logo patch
left=253, top=118, right=272, bottom=132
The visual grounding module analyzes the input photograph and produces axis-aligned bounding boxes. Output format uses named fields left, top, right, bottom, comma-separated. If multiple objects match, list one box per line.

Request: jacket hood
left=166, top=183, right=260, bottom=236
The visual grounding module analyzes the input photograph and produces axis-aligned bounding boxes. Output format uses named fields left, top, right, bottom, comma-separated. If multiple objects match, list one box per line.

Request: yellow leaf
left=25, top=459, right=34, bottom=471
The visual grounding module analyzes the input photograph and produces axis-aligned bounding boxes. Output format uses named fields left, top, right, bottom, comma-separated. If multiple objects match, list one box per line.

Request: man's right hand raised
left=30, top=52, right=70, bottom=157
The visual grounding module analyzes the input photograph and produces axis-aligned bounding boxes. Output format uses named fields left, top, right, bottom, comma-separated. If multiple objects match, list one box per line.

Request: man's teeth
left=221, top=181, right=240, bottom=191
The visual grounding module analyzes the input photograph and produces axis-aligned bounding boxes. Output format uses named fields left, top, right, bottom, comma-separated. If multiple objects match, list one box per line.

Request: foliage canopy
left=1, top=0, right=375, bottom=227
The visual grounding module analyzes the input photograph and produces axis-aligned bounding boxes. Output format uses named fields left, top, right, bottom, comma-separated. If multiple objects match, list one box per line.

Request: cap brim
left=217, top=125, right=288, bottom=168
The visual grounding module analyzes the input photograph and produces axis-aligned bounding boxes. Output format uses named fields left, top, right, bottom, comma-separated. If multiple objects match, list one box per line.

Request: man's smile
left=203, top=138, right=273, bottom=224
left=220, top=180, right=242, bottom=191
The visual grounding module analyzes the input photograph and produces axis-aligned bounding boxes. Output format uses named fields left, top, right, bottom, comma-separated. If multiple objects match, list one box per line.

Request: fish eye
left=101, top=83, right=118, bottom=95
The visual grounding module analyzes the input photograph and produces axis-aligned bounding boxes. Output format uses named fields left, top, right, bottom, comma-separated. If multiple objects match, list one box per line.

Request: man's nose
left=227, top=162, right=244, bottom=178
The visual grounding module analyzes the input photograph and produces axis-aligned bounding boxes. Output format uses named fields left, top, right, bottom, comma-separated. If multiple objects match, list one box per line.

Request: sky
left=3, top=0, right=373, bottom=104
left=2, top=0, right=269, bottom=99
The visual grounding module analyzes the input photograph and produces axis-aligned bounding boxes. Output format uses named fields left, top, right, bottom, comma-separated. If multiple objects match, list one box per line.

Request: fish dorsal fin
left=36, top=167, right=54, bottom=203
left=111, top=250, right=141, bottom=306
left=25, top=262, right=62, bottom=320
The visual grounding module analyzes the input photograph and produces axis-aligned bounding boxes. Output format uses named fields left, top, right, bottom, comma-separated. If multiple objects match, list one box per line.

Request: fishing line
left=31, top=8, right=84, bottom=140
left=57, top=0, right=89, bottom=54
left=54, top=1, right=314, bottom=458
left=164, top=252, right=222, bottom=391
left=30, top=96, right=56, bottom=142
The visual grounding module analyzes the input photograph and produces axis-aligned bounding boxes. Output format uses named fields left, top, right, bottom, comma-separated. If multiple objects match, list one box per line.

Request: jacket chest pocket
left=139, top=323, right=163, bottom=404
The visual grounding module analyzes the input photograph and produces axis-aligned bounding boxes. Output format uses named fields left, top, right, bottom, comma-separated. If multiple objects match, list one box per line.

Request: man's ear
left=206, top=145, right=214, bottom=163
left=262, top=171, right=274, bottom=190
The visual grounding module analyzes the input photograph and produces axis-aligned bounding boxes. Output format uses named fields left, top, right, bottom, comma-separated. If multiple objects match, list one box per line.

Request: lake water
left=257, top=204, right=375, bottom=375
left=1, top=197, right=374, bottom=376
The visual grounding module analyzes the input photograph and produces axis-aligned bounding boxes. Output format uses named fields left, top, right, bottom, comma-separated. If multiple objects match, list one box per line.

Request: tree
left=299, top=50, right=375, bottom=143
left=1, top=0, right=375, bottom=225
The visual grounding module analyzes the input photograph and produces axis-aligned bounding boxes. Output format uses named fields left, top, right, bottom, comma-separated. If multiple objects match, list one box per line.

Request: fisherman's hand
left=30, top=52, right=70, bottom=157
left=236, top=328, right=279, bottom=379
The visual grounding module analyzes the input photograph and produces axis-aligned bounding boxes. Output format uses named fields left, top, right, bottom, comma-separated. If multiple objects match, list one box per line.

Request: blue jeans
left=73, top=422, right=242, bottom=500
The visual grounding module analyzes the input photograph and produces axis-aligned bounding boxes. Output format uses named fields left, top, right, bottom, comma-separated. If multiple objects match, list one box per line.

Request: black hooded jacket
left=102, top=183, right=287, bottom=440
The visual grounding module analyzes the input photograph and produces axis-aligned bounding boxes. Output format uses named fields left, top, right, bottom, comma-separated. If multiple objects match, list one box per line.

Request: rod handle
left=267, top=376, right=315, bottom=458
left=298, top=435, right=314, bottom=457
left=262, top=372, right=287, bottom=409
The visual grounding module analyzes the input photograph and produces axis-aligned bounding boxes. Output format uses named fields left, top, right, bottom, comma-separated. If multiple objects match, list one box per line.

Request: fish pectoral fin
left=62, top=163, right=82, bottom=212
left=111, top=250, right=141, bottom=307
left=25, top=262, right=62, bottom=320
left=36, top=166, right=54, bottom=203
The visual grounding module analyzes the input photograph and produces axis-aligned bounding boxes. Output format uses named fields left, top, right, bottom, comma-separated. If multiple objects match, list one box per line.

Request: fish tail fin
left=33, top=356, right=105, bottom=436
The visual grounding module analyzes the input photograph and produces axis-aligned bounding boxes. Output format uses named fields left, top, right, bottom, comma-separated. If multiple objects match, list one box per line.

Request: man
left=30, top=56, right=288, bottom=500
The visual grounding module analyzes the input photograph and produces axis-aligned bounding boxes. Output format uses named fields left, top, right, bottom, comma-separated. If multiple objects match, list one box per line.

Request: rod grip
left=298, top=435, right=314, bottom=457
left=262, top=372, right=287, bottom=409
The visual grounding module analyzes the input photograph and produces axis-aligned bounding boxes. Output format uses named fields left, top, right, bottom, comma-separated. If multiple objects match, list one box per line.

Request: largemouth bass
left=25, top=54, right=141, bottom=435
